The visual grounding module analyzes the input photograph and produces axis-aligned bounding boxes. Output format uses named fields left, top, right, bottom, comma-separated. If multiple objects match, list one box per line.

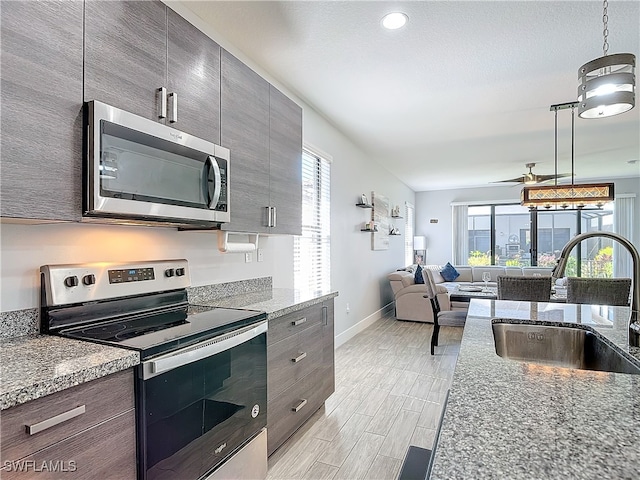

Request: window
left=294, top=147, right=331, bottom=295
left=455, top=201, right=620, bottom=275
left=404, top=202, right=415, bottom=266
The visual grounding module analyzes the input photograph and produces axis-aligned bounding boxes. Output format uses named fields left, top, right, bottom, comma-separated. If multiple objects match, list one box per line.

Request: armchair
left=388, top=270, right=452, bottom=323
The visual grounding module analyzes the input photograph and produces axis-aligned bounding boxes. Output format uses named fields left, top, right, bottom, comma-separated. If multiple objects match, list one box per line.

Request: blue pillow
left=440, top=262, right=460, bottom=282
left=414, top=265, right=424, bottom=284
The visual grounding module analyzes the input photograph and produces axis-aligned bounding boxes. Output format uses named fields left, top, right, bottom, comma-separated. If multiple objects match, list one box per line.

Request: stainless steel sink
left=492, top=321, right=640, bottom=375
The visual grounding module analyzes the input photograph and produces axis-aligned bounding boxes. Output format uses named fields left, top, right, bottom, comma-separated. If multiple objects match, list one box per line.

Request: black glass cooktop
left=59, top=305, right=266, bottom=360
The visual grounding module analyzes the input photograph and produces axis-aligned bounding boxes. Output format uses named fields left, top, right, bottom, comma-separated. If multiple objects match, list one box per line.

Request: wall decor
left=371, top=191, right=390, bottom=250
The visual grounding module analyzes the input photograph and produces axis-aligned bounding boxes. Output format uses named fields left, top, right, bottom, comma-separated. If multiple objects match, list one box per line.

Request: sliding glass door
left=463, top=202, right=616, bottom=275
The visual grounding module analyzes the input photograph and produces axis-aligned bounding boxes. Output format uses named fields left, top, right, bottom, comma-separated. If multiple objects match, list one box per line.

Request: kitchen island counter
left=0, top=334, right=139, bottom=410
left=430, top=299, right=640, bottom=480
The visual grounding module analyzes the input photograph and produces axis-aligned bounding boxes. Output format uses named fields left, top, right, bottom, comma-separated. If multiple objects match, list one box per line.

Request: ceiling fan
left=494, top=163, right=571, bottom=185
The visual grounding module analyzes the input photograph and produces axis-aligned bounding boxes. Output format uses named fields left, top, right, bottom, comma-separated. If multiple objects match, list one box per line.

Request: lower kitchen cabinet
left=0, top=369, right=136, bottom=479
left=266, top=299, right=335, bottom=456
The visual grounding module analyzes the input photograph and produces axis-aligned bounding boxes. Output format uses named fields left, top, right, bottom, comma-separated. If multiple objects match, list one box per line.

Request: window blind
left=404, top=202, right=415, bottom=266
left=294, top=148, right=331, bottom=295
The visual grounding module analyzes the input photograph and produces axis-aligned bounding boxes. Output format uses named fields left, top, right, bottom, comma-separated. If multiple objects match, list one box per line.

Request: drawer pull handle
left=26, top=405, right=86, bottom=435
left=292, top=317, right=307, bottom=326
left=292, top=352, right=307, bottom=363
left=292, top=399, right=307, bottom=412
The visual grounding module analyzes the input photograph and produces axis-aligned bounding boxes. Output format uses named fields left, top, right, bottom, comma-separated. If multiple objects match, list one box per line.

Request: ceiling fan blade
left=535, top=173, right=572, bottom=182
left=491, top=176, right=525, bottom=184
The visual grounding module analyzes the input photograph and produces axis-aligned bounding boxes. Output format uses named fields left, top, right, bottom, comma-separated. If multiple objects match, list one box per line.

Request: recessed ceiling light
left=381, top=12, right=408, bottom=30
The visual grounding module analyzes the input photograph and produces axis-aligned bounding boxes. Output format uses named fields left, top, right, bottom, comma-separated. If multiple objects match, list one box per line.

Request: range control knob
left=175, top=268, right=185, bottom=277
left=64, top=276, right=79, bottom=288
left=164, top=268, right=175, bottom=278
left=82, top=274, right=96, bottom=286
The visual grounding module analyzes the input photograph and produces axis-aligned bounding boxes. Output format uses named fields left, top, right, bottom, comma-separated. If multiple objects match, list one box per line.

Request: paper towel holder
left=217, top=231, right=259, bottom=253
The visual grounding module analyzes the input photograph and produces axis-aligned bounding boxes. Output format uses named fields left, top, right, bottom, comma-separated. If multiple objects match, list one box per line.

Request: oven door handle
left=144, top=321, right=267, bottom=378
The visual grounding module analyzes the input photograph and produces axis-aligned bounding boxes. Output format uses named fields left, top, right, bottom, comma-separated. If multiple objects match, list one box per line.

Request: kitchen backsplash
left=187, top=276, right=272, bottom=304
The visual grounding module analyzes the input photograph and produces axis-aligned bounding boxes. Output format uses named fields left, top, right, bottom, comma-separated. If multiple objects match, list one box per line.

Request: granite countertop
left=189, top=287, right=339, bottom=319
left=430, top=299, right=640, bottom=480
left=0, top=335, right=139, bottom=410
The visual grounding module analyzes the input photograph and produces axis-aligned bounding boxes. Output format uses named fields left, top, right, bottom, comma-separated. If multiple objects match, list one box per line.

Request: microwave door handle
left=205, top=155, right=222, bottom=209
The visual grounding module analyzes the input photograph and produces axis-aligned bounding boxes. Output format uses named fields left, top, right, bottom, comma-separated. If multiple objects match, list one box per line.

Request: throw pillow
left=414, top=265, right=425, bottom=284
left=440, top=262, right=460, bottom=282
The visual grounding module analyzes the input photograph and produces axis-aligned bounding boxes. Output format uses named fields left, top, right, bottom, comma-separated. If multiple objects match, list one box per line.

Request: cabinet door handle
left=272, top=206, right=277, bottom=228
left=292, top=399, right=307, bottom=412
left=168, top=92, right=178, bottom=123
left=322, top=306, right=328, bottom=326
left=266, top=206, right=272, bottom=227
left=157, top=87, right=167, bottom=119
left=292, top=352, right=307, bottom=363
left=26, top=405, right=86, bottom=435
left=292, top=317, right=306, bottom=326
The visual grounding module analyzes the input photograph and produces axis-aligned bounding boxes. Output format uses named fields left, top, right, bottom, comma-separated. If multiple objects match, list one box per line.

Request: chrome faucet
left=552, top=231, right=640, bottom=347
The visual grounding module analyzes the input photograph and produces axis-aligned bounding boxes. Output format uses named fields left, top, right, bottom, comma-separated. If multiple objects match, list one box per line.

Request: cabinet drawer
left=266, top=365, right=333, bottom=456
left=1, top=409, right=136, bottom=479
left=267, top=323, right=322, bottom=401
left=268, top=304, right=323, bottom=345
left=1, top=369, right=134, bottom=463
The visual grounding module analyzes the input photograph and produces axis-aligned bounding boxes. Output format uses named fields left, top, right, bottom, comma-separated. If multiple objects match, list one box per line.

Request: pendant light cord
left=554, top=108, right=558, bottom=186
left=571, top=104, right=575, bottom=187
left=602, top=0, right=609, bottom=56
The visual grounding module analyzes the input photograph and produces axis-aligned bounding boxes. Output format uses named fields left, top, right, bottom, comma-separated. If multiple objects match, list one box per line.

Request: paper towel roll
left=217, top=231, right=259, bottom=253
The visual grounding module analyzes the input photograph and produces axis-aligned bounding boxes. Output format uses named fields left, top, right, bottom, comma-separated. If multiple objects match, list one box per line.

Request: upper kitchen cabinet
left=0, top=0, right=83, bottom=222
left=221, top=50, right=271, bottom=233
left=221, top=51, right=303, bottom=235
left=269, top=85, right=302, bottom=235
left=166, top=8, right=221, bottom=144
left=84, top=1, right=221, bottom=143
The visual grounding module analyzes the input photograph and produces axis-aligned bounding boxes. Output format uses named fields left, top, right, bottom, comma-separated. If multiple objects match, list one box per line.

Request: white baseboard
left=334, top=302, right=394, bottom=348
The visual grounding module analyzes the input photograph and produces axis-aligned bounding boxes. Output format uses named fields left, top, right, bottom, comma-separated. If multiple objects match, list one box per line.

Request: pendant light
left=578, top=0, right=635, bottom=118
left=521, top=102, right=614, bottom=210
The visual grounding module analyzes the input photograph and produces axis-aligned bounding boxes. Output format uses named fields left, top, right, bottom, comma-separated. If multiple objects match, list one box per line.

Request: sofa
left=388, top=264, right=553, bottom=323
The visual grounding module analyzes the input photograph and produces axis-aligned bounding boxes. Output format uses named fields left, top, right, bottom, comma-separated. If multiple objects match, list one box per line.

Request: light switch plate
left=245, top=252, right=252, bottom=263
left=257, top=249, right=264, bottom=262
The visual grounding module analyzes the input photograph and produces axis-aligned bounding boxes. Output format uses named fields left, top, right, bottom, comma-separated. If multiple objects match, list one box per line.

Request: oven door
left=85, top=100, right=230, bottom=224
left=137, top=321, right=267, bottom=480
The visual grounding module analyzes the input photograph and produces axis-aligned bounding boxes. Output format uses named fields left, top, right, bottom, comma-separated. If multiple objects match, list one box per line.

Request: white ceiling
left=181, top=1, right=640, bottom=192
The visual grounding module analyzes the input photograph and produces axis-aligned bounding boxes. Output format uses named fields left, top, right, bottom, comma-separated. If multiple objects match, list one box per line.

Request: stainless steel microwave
left=84, top=101, right=230, bottom=225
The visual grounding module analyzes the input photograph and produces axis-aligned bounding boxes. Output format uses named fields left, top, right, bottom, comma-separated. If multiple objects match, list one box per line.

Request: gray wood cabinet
left=166, top=8, right=221, bottom=144
left=0, top=369, right=136, bottom=479
left=221, top=53, right=303, bottom=235
left=266, top=299, right=335, bottom=455
left=0, top=0, right=83, bottom=222
left=269, top=86, right=303, bottom=235
left=221, top=49, right=271, bottom=233
left=84, top=1, right=221, bottom=142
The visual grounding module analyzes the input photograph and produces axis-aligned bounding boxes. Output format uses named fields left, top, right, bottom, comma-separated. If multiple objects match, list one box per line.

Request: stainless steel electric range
left=40, top=259, right=268, bottom=480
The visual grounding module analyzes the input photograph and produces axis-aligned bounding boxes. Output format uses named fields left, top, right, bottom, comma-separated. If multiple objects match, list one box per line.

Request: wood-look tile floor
left=267, top=313, right=463, bottom=480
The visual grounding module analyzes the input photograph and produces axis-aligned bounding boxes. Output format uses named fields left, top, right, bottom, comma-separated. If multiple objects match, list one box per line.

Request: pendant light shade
left=578, top=53, right=636, bottom=118
left=577, top=1, right=636, bottom=119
